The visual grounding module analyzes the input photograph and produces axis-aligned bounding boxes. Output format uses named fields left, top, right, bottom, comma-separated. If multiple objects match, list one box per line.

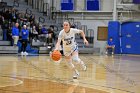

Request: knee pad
left=72, top=55, right=80, bottom=63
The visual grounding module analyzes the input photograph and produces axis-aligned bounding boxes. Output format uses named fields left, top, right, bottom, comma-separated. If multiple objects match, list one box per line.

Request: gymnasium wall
left=77, top=20, right=109, bottom=54
left=76, top=0, right=85, bottom=11
left=42, top=0, right=140, bottom=54
left=100, top=0, right=113, bottom=11
left=44, top=0, right=114, bottom=11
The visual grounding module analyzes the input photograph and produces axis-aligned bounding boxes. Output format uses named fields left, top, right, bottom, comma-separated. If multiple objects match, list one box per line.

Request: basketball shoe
left=73, top=69, right=79, bottom=79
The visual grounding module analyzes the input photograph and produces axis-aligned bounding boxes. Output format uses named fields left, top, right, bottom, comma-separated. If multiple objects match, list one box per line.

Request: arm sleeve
left=12, top=28, right=14, bottom=35
left=72, top=28, right=82, bottom=34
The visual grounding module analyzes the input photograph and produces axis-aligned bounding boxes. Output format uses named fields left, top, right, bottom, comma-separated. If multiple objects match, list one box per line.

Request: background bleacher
left=0, top=0, right=97, bottom=55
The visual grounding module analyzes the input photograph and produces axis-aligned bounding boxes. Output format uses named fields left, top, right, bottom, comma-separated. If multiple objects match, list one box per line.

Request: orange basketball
left=51, top=50, right=62, bottom=61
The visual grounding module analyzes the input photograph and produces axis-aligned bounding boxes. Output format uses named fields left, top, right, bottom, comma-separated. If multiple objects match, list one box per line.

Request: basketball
left=51, top=50, right=62, bottom=61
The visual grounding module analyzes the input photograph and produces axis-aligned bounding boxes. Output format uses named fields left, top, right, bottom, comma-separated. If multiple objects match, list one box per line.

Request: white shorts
left=63, top=45, right=78, bottom=56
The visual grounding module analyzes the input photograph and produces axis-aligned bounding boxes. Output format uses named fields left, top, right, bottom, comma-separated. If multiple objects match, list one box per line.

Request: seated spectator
left=0, top=15, right=4, bottom=26
left=10, top=8, right=18, bottom=23
left=29, top=14, right=35, bottom=23
left=106, top=37, right=115, bottom=55
left=40, top=25, right=49, bottom=46
left=41, top=25, right=48, bottom=34
left=47, top=25, right=56, bottom=46
left=32, top=26, right=39, bottom=42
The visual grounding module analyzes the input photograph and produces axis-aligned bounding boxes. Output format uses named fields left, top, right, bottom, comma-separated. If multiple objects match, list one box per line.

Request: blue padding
left=87, top=1, right=99, bottom=10
left=68, top=0, right=72, bottom=3
left=121, top=22, right=140, bottom=54
left=108, top=21, right=120, bottom=54
left=61, top=0, right=73, bottom=3
left=133, top=0, right=140, bottom=4
left=17, top=41, right=38, bottom=54
left=61, top=3, right=73, bottom=10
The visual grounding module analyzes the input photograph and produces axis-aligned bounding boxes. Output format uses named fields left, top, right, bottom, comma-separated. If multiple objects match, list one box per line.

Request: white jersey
left=58, top=28, right=82, bottom=56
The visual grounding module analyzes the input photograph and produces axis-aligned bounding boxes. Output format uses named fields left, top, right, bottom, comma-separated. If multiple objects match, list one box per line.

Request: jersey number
left=66, top=40, right=72, bottom=45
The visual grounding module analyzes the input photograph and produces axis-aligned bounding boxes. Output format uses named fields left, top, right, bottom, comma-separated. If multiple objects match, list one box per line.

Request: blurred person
left=32, top=26, right=39, bottom=42
left=12, top=22, right=19, bottom=47
left=48, top=25, right=56, bottom=43
left=106, top=37, right=115, bottom=55
left=41, top=25, right=48, bottom=46
left=54, top=21, right=88, bottom=79
left=21, top=25, right=29, bottom=55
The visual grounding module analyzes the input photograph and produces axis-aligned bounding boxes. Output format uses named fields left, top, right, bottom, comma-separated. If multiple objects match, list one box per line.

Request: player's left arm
left=73, top=28, right=89, bottom=45
left=79, top=30, right=89, bottom=46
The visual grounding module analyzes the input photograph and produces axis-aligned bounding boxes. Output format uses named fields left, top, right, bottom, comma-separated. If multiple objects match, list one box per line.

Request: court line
left=0, top=77, right=23, bottom=88
left=0, top=74, right=134, bottom=93
left=0, top=55, right=134, bottom=93
left=0, top=89, right=28, bottom=93
left=21, top=56, right=136, bottom=93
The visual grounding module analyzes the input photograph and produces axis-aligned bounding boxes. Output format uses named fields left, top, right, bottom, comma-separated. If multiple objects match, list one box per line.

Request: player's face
left=63, top=22, right=70, bottom=33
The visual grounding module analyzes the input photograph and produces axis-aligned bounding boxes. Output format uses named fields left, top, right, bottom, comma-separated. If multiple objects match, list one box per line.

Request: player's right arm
left=55, top=38, right=61, bottom=50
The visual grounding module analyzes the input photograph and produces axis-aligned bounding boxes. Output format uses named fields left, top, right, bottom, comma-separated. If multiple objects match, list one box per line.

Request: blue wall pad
left=133, top=0, right=140, bottom=4
left=121, top=22, right=140, bottom=54
left=17, top=41, right=38, bottom=54
left=61, top=3, right=73, bottom=11
left=68, top=0, right=72, bottom=3
left=108, top=21, right=120, bottom=54
left=61, top=0, right=73, bottom=3
left=87, top=0, right=99, bottom=10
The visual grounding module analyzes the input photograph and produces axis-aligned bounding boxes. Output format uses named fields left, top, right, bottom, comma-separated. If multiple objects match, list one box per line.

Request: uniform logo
left=64, top=37, right=73, bottom=45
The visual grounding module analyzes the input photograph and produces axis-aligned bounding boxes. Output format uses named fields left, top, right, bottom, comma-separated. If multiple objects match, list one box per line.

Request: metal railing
left=80, top=25, right=87, bottom=36
left=25, top=0, right=75, bottom=27
left=0, top=2, right=7, bottom=8
left=87, top=29, right=94, bottom=43
left=13, top=0, right=19, bottom=7
left=68, top=18, right=74, bottom=25
left=26, top=8, right=32, bottom=15
left=50, top=7, right=56, bottom=19
left=39, top=16, right=45, bottom=23
left=74, top=21, right=81, bottom=29
left=43, top=3, right=49, bottom=16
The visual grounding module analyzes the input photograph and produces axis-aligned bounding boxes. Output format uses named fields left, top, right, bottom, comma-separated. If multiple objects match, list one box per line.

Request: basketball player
left=54, top=21, right=89, bottom=79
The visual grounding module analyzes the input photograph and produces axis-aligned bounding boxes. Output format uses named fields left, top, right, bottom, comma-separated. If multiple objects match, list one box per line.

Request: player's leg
left=112, top=47, right=115, bottom=55
left=21, top=40, right=24, bottom=55
left=105, top=46, right=108, bottom=54
left=72, top=51, right=87, bottom=71
left=65, top=55, right=79, bottom=79
left=12, top=36, right=16, bottom=46
left=15, top=36, right=19, bottom=46
left=23, top=40, right=28, bottom=55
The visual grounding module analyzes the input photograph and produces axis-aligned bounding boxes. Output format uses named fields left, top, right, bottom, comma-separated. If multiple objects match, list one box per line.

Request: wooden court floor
left=0, top=54, right=139, bottom=93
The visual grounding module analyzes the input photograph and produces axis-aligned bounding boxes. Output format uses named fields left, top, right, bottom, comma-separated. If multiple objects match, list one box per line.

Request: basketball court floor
left=0, top=54, right=139, bottom=93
